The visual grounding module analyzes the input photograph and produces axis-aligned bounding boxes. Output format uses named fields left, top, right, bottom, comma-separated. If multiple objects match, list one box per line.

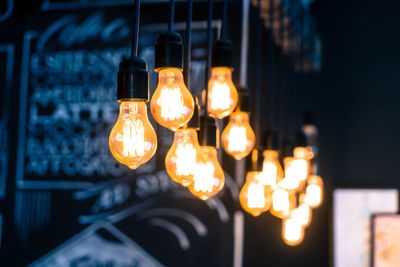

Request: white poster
left=333, top=189, right=398, bottom=267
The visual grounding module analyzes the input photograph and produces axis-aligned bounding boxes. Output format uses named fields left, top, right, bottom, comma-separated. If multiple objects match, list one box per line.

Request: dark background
left=0, top=0, right=400, bottom=266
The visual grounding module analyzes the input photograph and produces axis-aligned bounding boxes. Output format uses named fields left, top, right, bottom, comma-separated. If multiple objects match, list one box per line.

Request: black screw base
left=211, top=39, right=234, bottom=69
left=198, top=115, right=219, bottom=147
left=117, top=56, right=149, bottom=101
left=263, top=129, right=280, bottom=151
left=237, top=87, right=251, bottom=112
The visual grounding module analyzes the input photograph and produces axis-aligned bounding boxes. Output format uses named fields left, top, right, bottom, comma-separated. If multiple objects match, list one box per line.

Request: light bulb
left=278, top=157, right=303, bottom=191
left=282, top=215, right=305, bottom=246
left=260, top=150, right=284, bottom=187
left=292, top=147, right=313, bottom=180
left=207, top=67, right=238, bottom=119
left=291, top=202, right=312, bottom=228
left=221, top=111, right=255, bottom=160
left=109, top=101, right=157, bottom=170
left=188, top=146, right=225, bottom=200
left=239, top=171, right=272, bottom=216
left=304, top=175, right=323, bottom=208
left=165, top=128, right=203, bottom=187
left=150, top=68, right=194, bottom=131
left=270, top=188, right=294, bottom=219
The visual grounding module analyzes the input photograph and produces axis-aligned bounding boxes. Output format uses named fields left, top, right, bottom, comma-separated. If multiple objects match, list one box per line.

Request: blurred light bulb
left=221, top=111, right=255, bottom=160
left=278, top=157, right=302, bottom=191
left=291, top=202, right=312, bottom=227
left=239, top=171, right=272, bottom=216
left=260, top=150, right=284, bottom=187
left=109, top=102, right=157, bottom=170
left=207, top=67, right=238, bottom=119
left=151, top=68, right=194, bottom=131
left=282, top=215, right=305, bottom=246
left=292, top=147, right=313, bottom=180
left=304, top=175, right=323, bottom=208
left=165, top=128, right=203, bottom=186
left=188, top=146, right=225, bottom=200
left=270, top=188, right=294, bottom=218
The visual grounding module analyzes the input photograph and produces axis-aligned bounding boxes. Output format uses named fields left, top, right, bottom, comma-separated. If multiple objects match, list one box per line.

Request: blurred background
left=0, top=0, right=399, bottom=266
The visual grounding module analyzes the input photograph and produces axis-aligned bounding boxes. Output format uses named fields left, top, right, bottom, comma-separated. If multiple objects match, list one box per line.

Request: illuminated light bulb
left=291, top=202, right=312, bottom=227
left=165, top=128, right=203, bottom=186
left=221, top=111, right=255, bottom=160
left=109, top=101, right=157, bottom=170
left=292, top=147, right=313, bottom=180
left=188, top=146, right=225, bottom=200
left=239, top=171, right=272, bottom=216
left=304, top=175, right=324, bottom=208
left=282, top=215, right=305, bottom=246
left=260, top=150, right=284, bottom=187
left=207, top=67, right=238, bottom=119
left=270, top=188, right=294, bottom=219
left=278, top=157, right=303, bottom=191
left=150, top=68, right=194, bottom=131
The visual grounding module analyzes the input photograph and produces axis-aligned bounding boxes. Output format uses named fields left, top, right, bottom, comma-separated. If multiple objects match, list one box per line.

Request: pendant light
left=150, top=0, right=195, bottom=131
left=165, top=0, right=204, bottom=187
left=188, top=0, right=224, bottom=200
left=109, top=0, right=157, bottom=170
left=206, top=0, right=238, bottom=119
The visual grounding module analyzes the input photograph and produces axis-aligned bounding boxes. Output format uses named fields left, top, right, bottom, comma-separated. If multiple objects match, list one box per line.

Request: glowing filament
left=260, top=162, right=278, bottom=186
left=122, top=105, right=145, bottom=157
left=284, top=218, right=302, bottom=243
left=193, top=162, right=215, bottom=193
left=273, top=189, right=290, bottom=212
left=158, top=87, right=185, bottom=120
left=292, top=203, right=311, bottom=226
left=228, top=126, right=247, bottom=152
left=288, top=159, right=308, bottom=181
left=175, top=144, right=197, bottom=176
left=247, top=183, right=265, bottom=208
left=304, top=184, right=321, bottom=206
left=210, top=83, right=230, bottom=110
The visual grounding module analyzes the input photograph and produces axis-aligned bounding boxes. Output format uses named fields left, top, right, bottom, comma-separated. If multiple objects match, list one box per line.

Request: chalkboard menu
left=0, top=2, right=240, bottom=266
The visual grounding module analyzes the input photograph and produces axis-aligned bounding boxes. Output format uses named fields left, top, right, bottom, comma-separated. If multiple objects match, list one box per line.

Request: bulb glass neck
left=229, top=111, right=249, bottom=124
left=157, top=68, right=184, bottom=83
left=263, top=150, right=279, bottom=160
left=211, top=66, right=232, bottom=81
left=201, top=146, right=217, bottom=158
left=119, top=101, right=147, bottom=116
left=174, top=128, right=198, bottom=143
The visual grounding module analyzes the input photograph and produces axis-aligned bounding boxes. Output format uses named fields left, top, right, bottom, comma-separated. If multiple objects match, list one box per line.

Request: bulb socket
left=117, top=56, right=149, bottom=101
left=211, top=39, right=234, bottom=69
left=155, top=31, right=183, bottom=71
left=187, top=96, right=200, bottom=130
left=280, top=137, right=294, bottom=161
left=237, top=87, right=251, bottom=112
left=198, top=115, right=219, bottom=147
left=263, top=129, right=280, bottom=151
left=295, top=129, right=308, bottom=147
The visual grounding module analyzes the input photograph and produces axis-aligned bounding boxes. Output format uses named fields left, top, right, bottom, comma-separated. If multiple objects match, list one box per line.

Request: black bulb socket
left=211, top=39, right=234, bottom=69
left=155, top=31, right=183, bottom=71
left=295, top=129, right=308, bottom=147
left=263, top=129, right=280, bottom=151
left=280, top=137, right=294, bottom=160
left=237, top=87, right=251, bottom=112
left=117, top=56, right=149, bottom=101
left=198, top=115, right=219, bottom=147
left=187, top=96, right=200, bottom=130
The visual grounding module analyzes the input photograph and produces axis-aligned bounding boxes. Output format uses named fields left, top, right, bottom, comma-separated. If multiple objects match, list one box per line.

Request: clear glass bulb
left=260, top=150, right=284, bottom=188
left=270, top=188, right=294, bottom=219
left=221, top=111, right=255, bottom=160
left=278, top=157, right=303, bottom=191
left=150, top=68, right=194, bottom=131
left=292, top=147, right=313, bottom=181
left=188, top=146, right=225, bottom=200
left=109, top=101, right=157, bottom=170
left=282, top=214, right=305, bottom=246
left=165, top=128, right=203, bottom=187
left=304, top=175, right=323, bottom=208
left=291, top=202, right=312, bottom=228
left=207, top=67, right=238, bottom=119
left=239, top=171, right=272, bottom=216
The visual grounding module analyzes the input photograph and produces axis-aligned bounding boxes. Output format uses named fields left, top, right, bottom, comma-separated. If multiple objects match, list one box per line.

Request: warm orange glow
left=109, top=101, right=157, bottom=170
left=260, top=150, right=284, bottom=187
left=150, top=68, right=194, bottom=131
left=282, top=215, right=305, bottom=246
left=188, top=146, right=225, bottom=200
left=304, top=175, right=324, bottom=208
left=165, top=128, right=203, bottom=187
left=221, top=111, right=255, bottom=160
left=270, top=188, right=294, bottom=218
left=291, top=203, right=312, bottom=227
left=292, top=147, right=313, bottom=181
left=239, top=171, right=272, bottom=216
left=207, top=67, right=238, bottom=119
left=278, top=157, right=303, bottom=191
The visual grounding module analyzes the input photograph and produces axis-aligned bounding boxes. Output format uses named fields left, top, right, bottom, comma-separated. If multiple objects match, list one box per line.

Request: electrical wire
left=221, top=0, right=228, bottom=40
left=168, top=0, right=176, bottom=32
left=184, top=0, right=193, bottom=89
left=254, top=0, right=262, bottom=147
left=131, top=0, right=141, bottom=57
left=267, top=0, right=274, bottom=128
left=204, top=0, right=213, bottom=115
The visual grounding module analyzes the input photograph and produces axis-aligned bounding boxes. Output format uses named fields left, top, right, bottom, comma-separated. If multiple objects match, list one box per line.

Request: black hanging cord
left=254, top=0, right=262, bottom=147
left=267, top=0, right=274, bottom=128
left=184, top=0, right=193, bottom=88
left=168, top=0, right=176, bottom=32
left=281, top=9, right=290, bottom=139
left=273, top=4, right=280, bottom=130
left=221, top=0, right=228, bottom=40
left=131, top=0, right=141, bottom=57
left=204, top=0, right=213, bottom=115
